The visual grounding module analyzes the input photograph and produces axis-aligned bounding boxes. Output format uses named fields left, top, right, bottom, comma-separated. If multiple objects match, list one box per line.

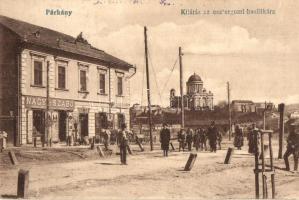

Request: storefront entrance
left=117, top=113, right=125, bottom=128
left=58, top=111, right=67, bottom=142
left=33, top=110, right=45, bottom=136
left=79, top=113, right=88, bottom=138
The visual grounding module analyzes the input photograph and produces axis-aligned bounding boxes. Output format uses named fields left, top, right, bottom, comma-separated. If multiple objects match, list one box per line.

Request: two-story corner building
left=0, top=15, right=136, bottom=146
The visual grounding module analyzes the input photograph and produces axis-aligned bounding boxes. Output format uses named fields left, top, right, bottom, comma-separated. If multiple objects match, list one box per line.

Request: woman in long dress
left=234, top=125, right=244, bottom=150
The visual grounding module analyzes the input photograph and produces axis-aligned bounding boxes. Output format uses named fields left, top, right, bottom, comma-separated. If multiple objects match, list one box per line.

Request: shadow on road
left=95, top=162, right=122, bottom=165
left=1, top=194, right=17, bottom=199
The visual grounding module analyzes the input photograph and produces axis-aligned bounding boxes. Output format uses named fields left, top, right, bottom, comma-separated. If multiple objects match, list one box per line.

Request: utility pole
left=278, top=103, right=285, bottom=159
left=179, top=47, right=184, bottom=129
left=263, top=101, right=266, bottom=130
left=227, top=82, right=232, bottom=141
left=144, top=26, right=153, bottom=151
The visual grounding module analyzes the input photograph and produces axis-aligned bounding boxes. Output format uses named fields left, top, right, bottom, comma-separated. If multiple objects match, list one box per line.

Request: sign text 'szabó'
left=25, top=96, right=75, bottom=110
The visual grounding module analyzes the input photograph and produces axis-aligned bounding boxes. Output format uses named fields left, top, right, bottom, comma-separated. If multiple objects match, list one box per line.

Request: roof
left=0, top=15, right=133, bottom=70
left=187, top=73, right=202, bottom=83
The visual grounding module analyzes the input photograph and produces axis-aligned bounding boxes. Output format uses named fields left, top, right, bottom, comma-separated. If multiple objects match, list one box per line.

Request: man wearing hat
left=160, top=123, right=171, bottom=157
left=284, top=120, right=299, bottom=171
left=118, top=123, right=128, bottom=165
left=207, top=121, right=218, bottom=152
left=178, top=128, right=186, bottom=152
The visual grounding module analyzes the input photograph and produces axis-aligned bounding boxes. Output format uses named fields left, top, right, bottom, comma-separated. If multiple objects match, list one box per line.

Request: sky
left=1, top=0, right=299, bottom=106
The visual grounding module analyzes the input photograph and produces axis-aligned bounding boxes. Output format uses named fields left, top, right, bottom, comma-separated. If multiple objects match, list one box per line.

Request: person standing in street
left=118, top=123, right=128, bottom=165
left=284, top=120, right=299, bottom=171
left=186, top=128, right=193, bottom=151
left=199, top=128, right=207, bottom=151
left=208, top=121, right=218, bottom=152
left=248, top=123, right=257, bottom=154
left=193, top=128, right=200, bottom=151
left=234, top=125, right=244, bottom=150
left=217, top=130, right=222, bottom=150
left=178, top=128, right=186, bottom=152
left=103, top=129, right=111, bottom=150
left=160, top=123, right=171, bottom=157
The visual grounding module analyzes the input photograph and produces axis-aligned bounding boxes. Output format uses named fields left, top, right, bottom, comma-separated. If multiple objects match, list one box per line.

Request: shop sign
left=25, top=96, right=75, bottom=110
left=77, top=107, right=89, bottom=113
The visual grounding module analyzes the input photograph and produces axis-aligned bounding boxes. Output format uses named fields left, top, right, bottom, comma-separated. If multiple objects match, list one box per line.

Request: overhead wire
left=148, top=48, right=163, bottom=105
left=141, top=52, right=145, bottom=106
left=161, top=57, right=178, bottom=95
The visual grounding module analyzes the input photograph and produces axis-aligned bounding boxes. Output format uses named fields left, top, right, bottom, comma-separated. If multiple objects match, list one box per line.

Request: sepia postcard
left=0, top=0, right=298, bottom=199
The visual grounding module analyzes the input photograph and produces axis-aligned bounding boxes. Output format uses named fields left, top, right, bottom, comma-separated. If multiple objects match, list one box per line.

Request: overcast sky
left=1, top=0, right=299, bottom=106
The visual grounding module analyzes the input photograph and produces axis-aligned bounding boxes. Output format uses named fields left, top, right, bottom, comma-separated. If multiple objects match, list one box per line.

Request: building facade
left=231, top=100, right=275, bottom=113
left=0, top=15, right=135, bottom=146
left=170, top=73, right=214, bottom=110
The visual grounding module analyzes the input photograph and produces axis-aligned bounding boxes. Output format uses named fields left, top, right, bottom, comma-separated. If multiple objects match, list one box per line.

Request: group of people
left=118, top=120, right=299, bottom=171
left=159, top=121, right=222, bottom=157
left=236, top=122, right=299, bottom=171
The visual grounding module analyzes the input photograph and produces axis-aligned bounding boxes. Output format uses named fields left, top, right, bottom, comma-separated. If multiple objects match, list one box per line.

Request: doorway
left=33, top=110, right=45, bottom=136
left=117, top=113, right=125, bottom=129
left=58, top=111, right=67, bottom=142
left=79, top=113, right=88, bottom=138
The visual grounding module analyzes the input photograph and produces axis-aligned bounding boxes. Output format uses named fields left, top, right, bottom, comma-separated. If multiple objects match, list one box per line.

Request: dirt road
left=0, top=144, right=298, bottom=199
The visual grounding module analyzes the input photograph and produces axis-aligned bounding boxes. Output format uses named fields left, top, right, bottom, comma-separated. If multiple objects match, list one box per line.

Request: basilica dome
left=187, top=73, right=202, bottom=83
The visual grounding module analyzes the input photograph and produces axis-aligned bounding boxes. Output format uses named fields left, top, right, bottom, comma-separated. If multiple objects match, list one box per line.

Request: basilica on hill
left=170, top=73, right=214, bottom=110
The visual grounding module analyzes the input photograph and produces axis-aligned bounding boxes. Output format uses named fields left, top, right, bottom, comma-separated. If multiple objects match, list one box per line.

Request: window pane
left=80, top=70, right=87, bottom=91
left=34, top=61, right=43, bottom=85
left=99, top=74, right=105, bottom=94
left=58, top=66, right=66, bottom=89
left=117, top=77, right=123, bottom=95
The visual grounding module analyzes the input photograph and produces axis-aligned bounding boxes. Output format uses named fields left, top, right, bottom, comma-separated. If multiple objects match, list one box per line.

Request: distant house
left=290, top=111, right=299, bottom=119
left=231, top=100, right=275, bottom=113
left=231, top=100, right=255, bottom=113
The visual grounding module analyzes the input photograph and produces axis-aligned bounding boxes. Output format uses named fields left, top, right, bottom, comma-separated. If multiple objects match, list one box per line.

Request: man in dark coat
left=208, top=121, right=218, bottom=152
left=118, top=123, right=128, bottom=165
left=199, top=128, right=207, bottom=151
left=193, top=128, right=200, bottom=151
left=160, top=123, right=171, bottom=157
left=186, top=128, right=193, bottom=151
left=284, top=120, right=299, bottom=171
left=178, top=128, right=186, bottom=152
left=234, top=125, right=244, bottom=150
left=248, top=123, right=257, bottom=154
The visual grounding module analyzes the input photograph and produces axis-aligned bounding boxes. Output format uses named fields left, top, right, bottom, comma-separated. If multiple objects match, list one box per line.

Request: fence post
left=224, top=147, right=234, bottom=164
left=184, top=153, right=197, bottom=171
left=17, top=169, right=29, bottom=198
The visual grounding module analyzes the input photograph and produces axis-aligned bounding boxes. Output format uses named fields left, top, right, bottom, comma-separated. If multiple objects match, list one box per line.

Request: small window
left=80, top=70, right=87, bottom=91
left=58, top=66, right=66, bottom=89
left=34, top=61, right=43, bottom=86
left=117, top=77, right=123, bottom=96
left=99, top=73, right=106, bottom=94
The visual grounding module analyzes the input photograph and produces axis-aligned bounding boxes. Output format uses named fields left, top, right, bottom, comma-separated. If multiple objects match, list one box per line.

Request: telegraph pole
left=144, top=26, right=153, bottom=151
left=179, top=47, right=184, bottom=129
left=227, top=82, right=232, bottom=141
left=263, top=101, right=266, bottom=130
left=278, top=103, right=285, bottom=159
